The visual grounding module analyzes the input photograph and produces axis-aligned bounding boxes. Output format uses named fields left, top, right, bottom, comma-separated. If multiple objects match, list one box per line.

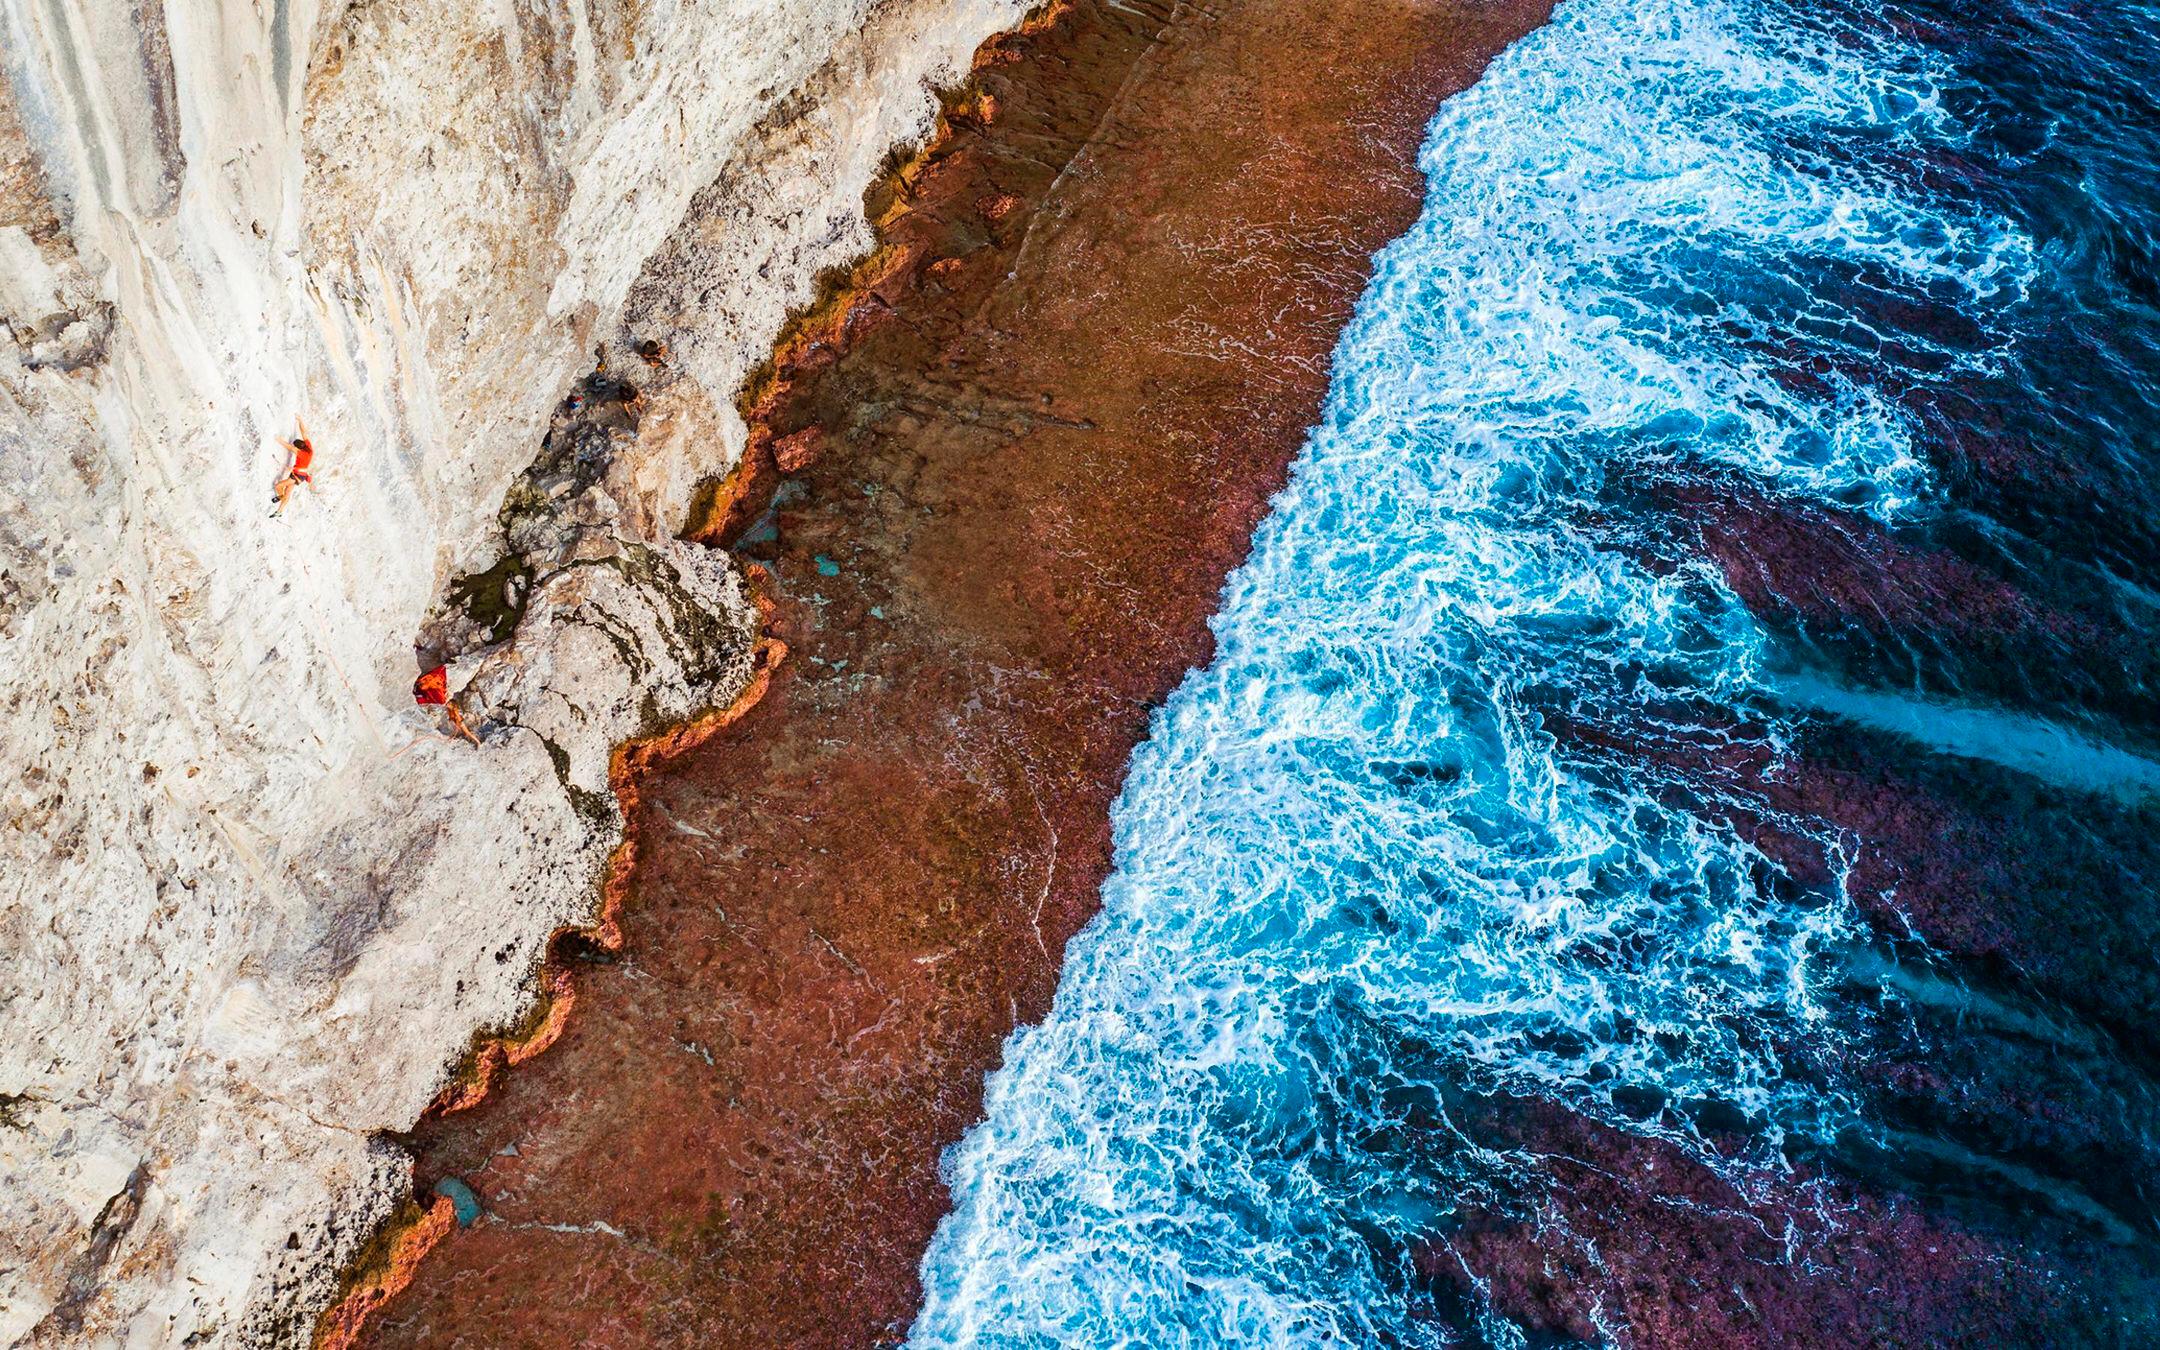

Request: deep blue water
left=912, top=0, right=2160, bottom=1342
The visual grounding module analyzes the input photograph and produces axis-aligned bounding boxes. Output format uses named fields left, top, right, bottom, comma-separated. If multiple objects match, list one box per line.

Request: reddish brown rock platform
left=353, top=0, right=1549, bottom=1342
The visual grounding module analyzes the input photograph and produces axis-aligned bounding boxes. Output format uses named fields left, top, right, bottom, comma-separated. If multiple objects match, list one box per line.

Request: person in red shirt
left=270, top=418, right=317, bottom=515
left=414, top=664, right=479, bottom=745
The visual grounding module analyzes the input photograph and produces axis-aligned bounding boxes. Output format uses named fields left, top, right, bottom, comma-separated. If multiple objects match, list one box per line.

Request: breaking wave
left=912, top=0, right=2030, bottom=1341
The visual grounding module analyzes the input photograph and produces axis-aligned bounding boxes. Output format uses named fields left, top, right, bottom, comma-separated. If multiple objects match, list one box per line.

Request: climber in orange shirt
left=270, top=418, right=316, bottom=515
left=414, top=664, right=480, bottom=746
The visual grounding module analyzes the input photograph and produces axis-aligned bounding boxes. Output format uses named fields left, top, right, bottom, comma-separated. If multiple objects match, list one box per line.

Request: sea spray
left=911, top=0, right=2029, bottom=1341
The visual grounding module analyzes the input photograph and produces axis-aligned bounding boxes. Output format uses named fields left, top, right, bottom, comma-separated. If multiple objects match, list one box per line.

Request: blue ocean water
left=911, top=0, right=2160, bottom=1341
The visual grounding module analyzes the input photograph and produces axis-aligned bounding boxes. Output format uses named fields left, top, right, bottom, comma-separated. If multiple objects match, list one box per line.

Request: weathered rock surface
left=0, top=0, right=1024, bottom=1341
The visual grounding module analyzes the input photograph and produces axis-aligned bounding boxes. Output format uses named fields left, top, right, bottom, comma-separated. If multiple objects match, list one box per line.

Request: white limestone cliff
left=0, top=0, right=1025, bottom=1341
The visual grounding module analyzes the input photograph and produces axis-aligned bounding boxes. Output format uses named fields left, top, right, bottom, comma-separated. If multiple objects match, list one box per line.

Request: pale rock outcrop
left=0, top=0, right=1025, bottom=1342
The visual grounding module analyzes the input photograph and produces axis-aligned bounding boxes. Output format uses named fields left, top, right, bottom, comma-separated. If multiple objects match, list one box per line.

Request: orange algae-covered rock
left=773, top=427, right=825, bottom=474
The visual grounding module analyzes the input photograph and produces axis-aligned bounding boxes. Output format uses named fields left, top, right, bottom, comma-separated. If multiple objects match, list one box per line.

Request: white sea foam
left=911, top=0, right=2027, bottom=1343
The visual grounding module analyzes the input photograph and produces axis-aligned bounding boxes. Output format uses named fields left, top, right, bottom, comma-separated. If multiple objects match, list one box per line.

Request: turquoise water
left=909, top=0, right=2160, bottom=1340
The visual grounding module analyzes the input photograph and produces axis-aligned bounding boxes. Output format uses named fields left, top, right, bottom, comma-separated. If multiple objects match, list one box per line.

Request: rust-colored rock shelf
left=352, top=0, right=1548, bottom=1342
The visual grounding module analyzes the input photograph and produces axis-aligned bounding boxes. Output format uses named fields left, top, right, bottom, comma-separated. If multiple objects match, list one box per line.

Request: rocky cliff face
left=0, top=0, right=1024, bottom=1341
